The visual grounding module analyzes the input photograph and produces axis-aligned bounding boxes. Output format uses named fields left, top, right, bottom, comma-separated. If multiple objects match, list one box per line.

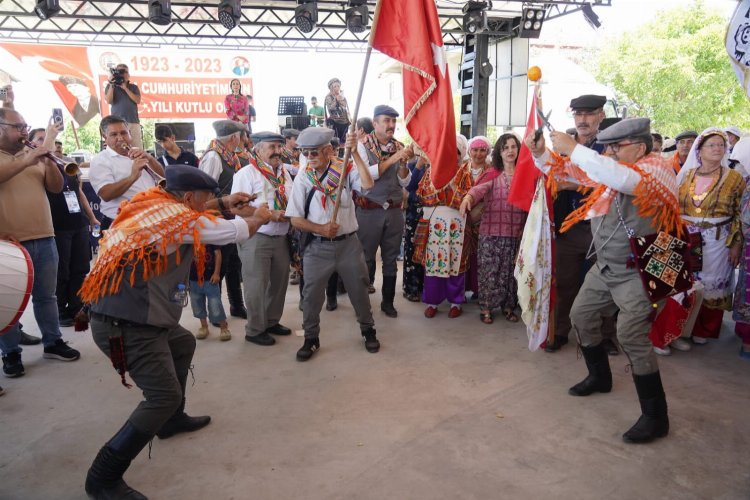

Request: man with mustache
left=89, top=115, right=165, bottom=231
left=287, top=127, right=377, bottom=361
left=199, top=120, right=248, bottom=320
left=355, top=105, right=414, bottom=317
left=546, top=95, right=618, bottom=355
left=232, top=132, right=295, bottom=346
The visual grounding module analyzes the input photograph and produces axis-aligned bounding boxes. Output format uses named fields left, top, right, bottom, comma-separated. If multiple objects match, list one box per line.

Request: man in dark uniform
left=287, top=127, right=379, bottom=361
left=546, top=94, right=618, bottom=355
left=355, top=105, right=414, bottom=317
left=199, top=119, right=248, bottom=319
left=82, top=166, right=271, bottom=499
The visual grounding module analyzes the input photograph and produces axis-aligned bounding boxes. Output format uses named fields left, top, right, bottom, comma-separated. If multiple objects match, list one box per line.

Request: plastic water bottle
left=91, top=224, right=101, bottom=238
left=172, top=284, right=188, bottom=307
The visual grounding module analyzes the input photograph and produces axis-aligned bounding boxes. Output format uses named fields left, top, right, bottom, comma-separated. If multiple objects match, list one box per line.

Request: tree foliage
left=593, top=1, right=750, bottom=137
left=58, top=117, right=157, bottom=155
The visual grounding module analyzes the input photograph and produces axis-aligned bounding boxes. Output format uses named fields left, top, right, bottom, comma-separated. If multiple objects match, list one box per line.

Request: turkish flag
left=370, top=0, right=457, bottom=189
left=507, top=92, right=542, bottom=212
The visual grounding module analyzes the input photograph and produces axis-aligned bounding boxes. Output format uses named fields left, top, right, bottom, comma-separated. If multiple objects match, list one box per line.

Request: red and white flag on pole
left=370, top=0, right=457, bottom=189
left=507, top=89, right=542, bottom=212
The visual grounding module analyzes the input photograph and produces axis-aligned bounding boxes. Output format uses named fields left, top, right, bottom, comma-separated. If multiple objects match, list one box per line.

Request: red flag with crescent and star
left=370, top=0, right=457, bottom=189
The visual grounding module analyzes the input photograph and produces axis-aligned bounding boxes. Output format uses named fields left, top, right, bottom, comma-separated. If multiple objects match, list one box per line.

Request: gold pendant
left=695, top=207, right=702, bottom=214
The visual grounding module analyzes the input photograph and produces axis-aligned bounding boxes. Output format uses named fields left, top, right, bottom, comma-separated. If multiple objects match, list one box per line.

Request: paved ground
left=1, top=276, right=749, bottom=500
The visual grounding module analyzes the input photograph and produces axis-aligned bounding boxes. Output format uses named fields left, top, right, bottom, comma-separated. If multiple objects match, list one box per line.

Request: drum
left=0, top=240, right=34, bottom=334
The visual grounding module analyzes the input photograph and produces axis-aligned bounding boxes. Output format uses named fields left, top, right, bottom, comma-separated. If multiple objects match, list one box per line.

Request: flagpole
left=70, top=120, right=81, bottom=150
left=534, top=79, right=556, bottom=347
left=329, top=0, right=383, bottom=225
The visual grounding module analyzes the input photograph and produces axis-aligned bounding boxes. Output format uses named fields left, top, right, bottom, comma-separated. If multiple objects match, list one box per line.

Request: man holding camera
left=104, top=64, right=143, bottom=149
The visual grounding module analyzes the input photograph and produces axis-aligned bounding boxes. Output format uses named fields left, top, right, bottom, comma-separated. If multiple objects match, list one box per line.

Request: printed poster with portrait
left=0, top=42, right=254, bottom=124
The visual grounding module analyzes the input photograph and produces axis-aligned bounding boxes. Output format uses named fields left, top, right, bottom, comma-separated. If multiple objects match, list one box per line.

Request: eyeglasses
left=701, top=142, right=726, bottom=150
left=301, top=148, right=322, bottom=157
left=607, top=141, right=642, bottom=153
left=0, top=122, right=30, bottom=133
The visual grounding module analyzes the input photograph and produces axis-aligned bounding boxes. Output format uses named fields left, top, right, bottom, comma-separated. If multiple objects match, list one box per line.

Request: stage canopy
left=0, top=1, right=611, bottom=51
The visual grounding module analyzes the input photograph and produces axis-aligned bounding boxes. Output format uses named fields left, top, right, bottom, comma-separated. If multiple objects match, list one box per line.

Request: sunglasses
left=301, top=148, right=323, bottom=157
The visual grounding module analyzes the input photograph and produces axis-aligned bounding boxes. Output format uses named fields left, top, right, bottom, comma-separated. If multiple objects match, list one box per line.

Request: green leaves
left=592, top=0, right=750, bottom=136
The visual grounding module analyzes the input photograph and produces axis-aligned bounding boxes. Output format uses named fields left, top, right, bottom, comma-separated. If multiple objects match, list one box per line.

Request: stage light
left=218, top=0, right=241, bottom=30
left=462, top=0, right=489, bottom=35
left=148, top=0, right=171, bottom=26
left=295, top=0, right=318, bottom=34
left=581, top=3, right=601, bottom=29
left=34, top=0, right=61, bottom=20
left=345, top=0, right=368, bottom=34
left=519, top=7, right=545, bottom=38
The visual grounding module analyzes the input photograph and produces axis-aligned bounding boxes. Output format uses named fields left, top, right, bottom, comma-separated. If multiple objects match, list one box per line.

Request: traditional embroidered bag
left=615, top=197, right=693, bottom=303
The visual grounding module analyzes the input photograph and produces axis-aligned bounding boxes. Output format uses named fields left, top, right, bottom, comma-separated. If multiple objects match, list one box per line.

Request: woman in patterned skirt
left=677, top=128, right=745, bottom=344
left=413, top=135, right=473, bottom=318
left=460, top=133, right=527, bottom=324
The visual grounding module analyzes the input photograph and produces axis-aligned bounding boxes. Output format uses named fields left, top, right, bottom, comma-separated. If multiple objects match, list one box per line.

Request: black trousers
left=55, top=226, right=91, bottom=317
left=220, top=243, right=244, bottom=308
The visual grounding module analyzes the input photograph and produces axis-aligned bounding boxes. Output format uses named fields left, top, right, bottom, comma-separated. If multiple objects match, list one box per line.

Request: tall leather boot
left=156, top=398, right=211, bottom=439
left=568, top=343, right=613, bottom=396
left=380, top=276, right=398, bottom=318
left=622, top=371, right=669, bottom=444
left=85, top=421, right=152, bottom=500
left=326, top=273, right=338, bottom=311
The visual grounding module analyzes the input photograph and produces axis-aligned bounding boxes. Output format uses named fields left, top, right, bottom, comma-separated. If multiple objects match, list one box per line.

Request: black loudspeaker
left=286, top=116, right=310, bottom=131
left=154, top=122, right=196, bottom=156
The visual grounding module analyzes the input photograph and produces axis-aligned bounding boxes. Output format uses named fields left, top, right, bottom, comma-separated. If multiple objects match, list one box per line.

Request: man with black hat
left=670, top=130, right=698, bottom=173
left=233, top=131, right=294, bottom=346
left=280, top=128, right=301, bottom=168
left=286, top=127, right=378, bottom=361
left=527, top=117, right=678, bottom=444
left=355, top=104, right=414, bottom=317
left=546, top=95, right=617, bottom=354
left=199, top=119, right=248, bottom=319
left=81, top=165, right=272, bottom=499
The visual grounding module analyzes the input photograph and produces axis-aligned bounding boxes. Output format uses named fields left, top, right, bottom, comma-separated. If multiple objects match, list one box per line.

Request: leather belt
left=90, top=312, right=148, bottom=328
left=357, top=198, right=401, bottom=210
left=312, top=231, right=356, bottom=242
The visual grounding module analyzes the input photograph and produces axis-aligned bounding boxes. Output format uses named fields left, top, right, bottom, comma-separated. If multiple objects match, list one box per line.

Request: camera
left=109, top=67, right=126, bottom=86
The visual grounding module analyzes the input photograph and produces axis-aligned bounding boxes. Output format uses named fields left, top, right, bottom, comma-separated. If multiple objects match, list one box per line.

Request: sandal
left=480, top=311, right=493, bottom=324
left=503, top=309, right=519, bottom=323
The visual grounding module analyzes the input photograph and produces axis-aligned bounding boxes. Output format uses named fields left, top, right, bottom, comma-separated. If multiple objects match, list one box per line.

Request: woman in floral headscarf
left=463, top=135, right=494, bottom=300
left=414, top=134, right=473, bottom=319
left=678, top=128, right=745, bottom=344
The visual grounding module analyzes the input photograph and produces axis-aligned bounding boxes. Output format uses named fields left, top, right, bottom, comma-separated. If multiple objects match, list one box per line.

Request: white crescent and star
left=431, top=42, right=447, bottom=78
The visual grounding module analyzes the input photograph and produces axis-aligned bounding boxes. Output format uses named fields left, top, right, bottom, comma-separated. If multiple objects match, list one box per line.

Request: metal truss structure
left=0, top=1, right=611, bottom=51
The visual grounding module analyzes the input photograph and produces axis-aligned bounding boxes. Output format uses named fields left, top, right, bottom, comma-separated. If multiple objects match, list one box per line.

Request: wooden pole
left=70, top=120, right=81, bottom=150
left=329, top=0, right=383, bottom=224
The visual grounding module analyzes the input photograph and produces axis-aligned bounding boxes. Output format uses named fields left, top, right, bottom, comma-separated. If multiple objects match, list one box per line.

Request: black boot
left=622, top=371, right=669, bottom=444
left=380, top=276, right=398, bottom=317
left=362, top=328, right=380, bottom=353
left=156, top=398, right=211, bottom=439
left=326, top=274, right=338, bottom=311
left=568, top=343, right=612, bottom=396
left=85, top=421, right=152, bottom=500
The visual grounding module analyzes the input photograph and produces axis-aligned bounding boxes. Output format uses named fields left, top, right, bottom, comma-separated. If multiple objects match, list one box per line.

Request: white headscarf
left=730, top=136, right=750, bottom=179
left=676, top=127, right=730, bottom=185
left=456, top=134, right=469, bottom=163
